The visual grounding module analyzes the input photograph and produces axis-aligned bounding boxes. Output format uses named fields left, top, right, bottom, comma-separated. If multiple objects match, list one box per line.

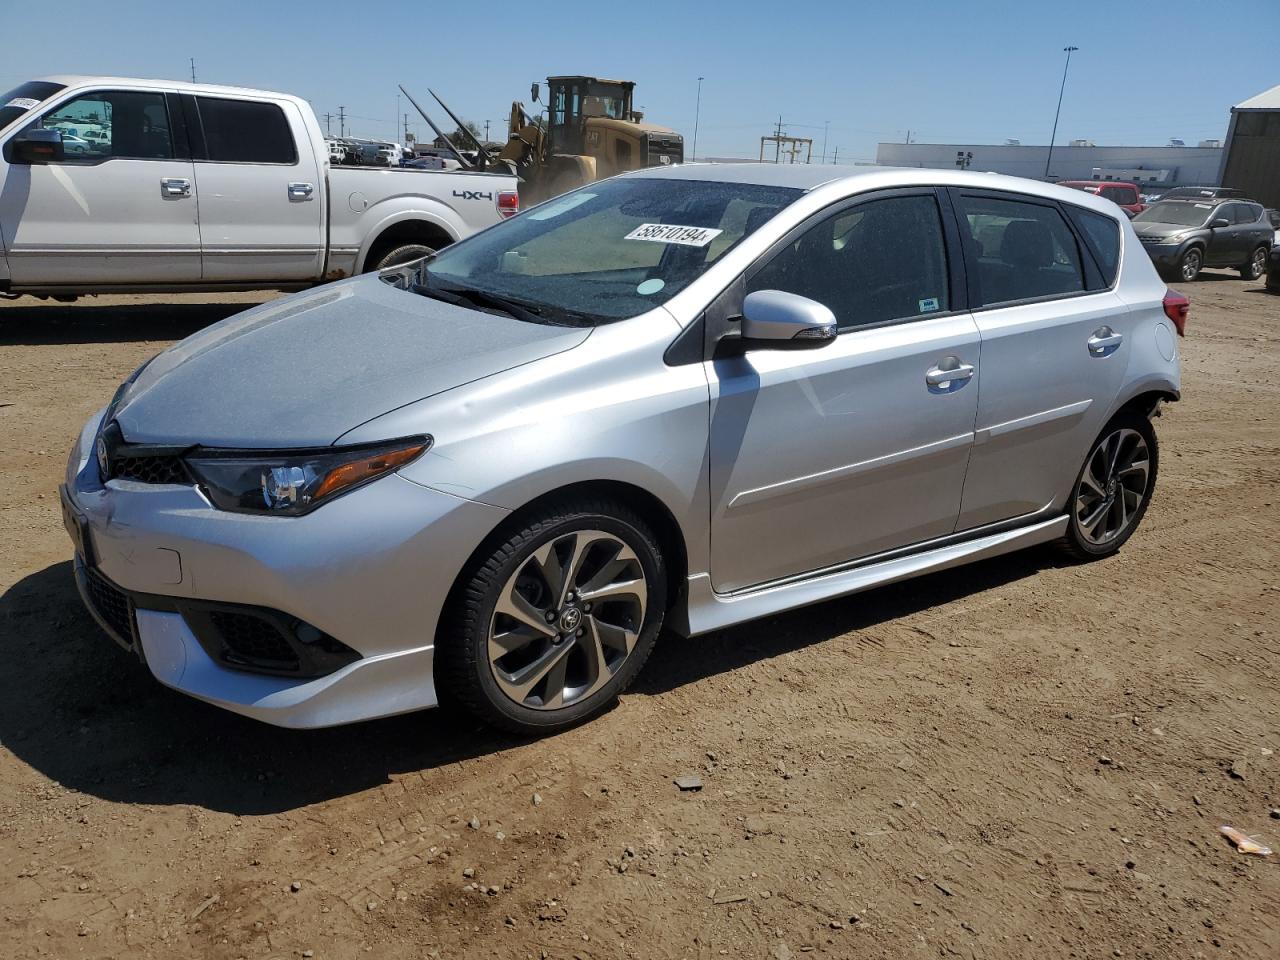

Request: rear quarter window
left=1065, top=206, right=1121, bottom=286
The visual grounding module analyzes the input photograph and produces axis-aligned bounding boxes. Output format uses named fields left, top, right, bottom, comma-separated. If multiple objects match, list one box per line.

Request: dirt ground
left=1, top=274, right=1278, bottom=960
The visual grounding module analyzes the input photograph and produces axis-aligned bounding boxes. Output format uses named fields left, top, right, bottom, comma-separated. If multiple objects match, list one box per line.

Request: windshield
left=1134, top=202, right=1215, bottom=227
left=422, top=177, right=803, bottom=323
left=0, top=80, right=65, bottom=135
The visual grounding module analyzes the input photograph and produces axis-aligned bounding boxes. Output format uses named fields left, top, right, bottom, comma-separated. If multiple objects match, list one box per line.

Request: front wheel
left=1241, top=245, right=1268, bottom=281
left=436, top=500, right=667, bottom=734
left=1058, top=412, right=1159, bottom=561
left=1177, top=246, right=1202, bottom=282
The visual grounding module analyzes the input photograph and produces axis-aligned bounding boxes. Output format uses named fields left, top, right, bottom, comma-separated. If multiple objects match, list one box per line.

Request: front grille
left=1138, top=236, right=1166, bottom=244
left=84, top=567, right=135, bottom=642
left=110, top=455, right=190, bottom=485
left=209, top=611, right=301, bottom=671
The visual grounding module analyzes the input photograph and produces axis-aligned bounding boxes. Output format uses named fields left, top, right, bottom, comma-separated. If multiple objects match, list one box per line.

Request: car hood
left=114, top=275, right=591, bottom=447
left=1132, top=222, right=1202, bottom=238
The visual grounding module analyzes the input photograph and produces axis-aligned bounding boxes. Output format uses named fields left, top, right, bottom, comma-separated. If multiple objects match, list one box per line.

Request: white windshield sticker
left=625, top=223, right=723, bottom=247
left=4, top=97, right=41, bottom=110
left=1194, top=203, right=1212, bottom=209
left=528, top=192, right=596, bottom=221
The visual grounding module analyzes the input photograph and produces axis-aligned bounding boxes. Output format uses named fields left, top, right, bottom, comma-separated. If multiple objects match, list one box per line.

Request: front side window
left=957, top=194, right=1084, bottom=306
left=747, top=194, right=951, bottom=330
left=423, top=177, right=802, bottom=323
left=39, top=89, right=173, bottom=161
left=196, top=97, right=296, bottom=164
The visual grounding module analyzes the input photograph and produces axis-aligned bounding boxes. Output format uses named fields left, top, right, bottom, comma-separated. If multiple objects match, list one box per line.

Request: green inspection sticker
left=918, top=297, right=940, bottom=312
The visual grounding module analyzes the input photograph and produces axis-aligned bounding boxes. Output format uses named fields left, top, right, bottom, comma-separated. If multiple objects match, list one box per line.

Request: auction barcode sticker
left=4, top=98, right=41, bottom=110
left=624, top=223, right=723, bottom=247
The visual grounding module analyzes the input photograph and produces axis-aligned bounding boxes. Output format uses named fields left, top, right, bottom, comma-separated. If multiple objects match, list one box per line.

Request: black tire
left=436, top=498, right=667, bottom=735
left=1176, top=246, right=1202, bottom=282
left=1057, top=410, right=1159, bottom=562
left=1240, top=245, right=1268, bottom=281
left=370, top=243, right=435, bottom=272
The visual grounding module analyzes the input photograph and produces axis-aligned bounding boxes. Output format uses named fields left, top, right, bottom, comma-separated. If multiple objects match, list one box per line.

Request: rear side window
left=749, top=194, right=951, bottom=331
left=1105, top=186, right=1138, bottom=205
left=1234, top=203, right=1262, bottom=225
left=957, top=195, right=1085, bottom=306
left=196, top=97, right=296, bottom=164
left=1065, top=206, right=1121, bottom=286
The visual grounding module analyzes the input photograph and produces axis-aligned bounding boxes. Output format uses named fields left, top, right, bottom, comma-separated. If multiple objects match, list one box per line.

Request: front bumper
left=62, top=414, right=509, bottom=728
left=1137, top=240, right=1185, bottom=268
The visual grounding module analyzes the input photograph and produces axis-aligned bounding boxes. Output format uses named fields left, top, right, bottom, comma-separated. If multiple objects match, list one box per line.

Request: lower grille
left=84, top=567, right=135, bottom=642
left=110, top=455, right=190, bottom=485
left=208, top=611, right=301, bottom=671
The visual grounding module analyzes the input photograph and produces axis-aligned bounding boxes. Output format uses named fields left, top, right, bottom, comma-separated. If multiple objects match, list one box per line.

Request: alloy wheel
left=1180, top=249, right=1201, bottom=281
left=1074, top=428, right=1151, bottom=545
left=487, top=530, right=648, bottom=710
left=1249, top=247, right=1266, bottom=280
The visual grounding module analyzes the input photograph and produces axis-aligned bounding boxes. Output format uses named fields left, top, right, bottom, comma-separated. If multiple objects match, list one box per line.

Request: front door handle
left=1088, top=327, right=1124, bottom=356
left=160, top=177, right=191, bottom=198
left=288, top=182, right=314, bottom=201
left=926, top=360, right=975, bottom=388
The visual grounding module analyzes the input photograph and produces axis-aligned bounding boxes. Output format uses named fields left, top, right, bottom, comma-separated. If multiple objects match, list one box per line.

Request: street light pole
left=691, top=76, right=704, bottom=162
left=1044, top=45, right=1078, bottom=180
left=822, top=119, right=829, bottom=164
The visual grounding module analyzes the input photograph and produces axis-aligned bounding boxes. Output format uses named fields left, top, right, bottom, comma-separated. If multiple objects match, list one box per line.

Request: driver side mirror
left=530, top=82, right=541, bottom=104
left=738, top=289, right=838, bottom=350
left=1209, top=217, right=1230, bottom=229
left=9, top=128, right=64, bottom=164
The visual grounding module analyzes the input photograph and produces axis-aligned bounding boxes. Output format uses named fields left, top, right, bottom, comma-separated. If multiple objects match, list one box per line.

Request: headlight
left=185, top=436, right=431, bottom=516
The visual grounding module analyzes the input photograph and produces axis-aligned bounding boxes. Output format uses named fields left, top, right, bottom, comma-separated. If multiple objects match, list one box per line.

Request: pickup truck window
left=0, top=80, right=65, bottom=134
left=196, top=97, right=297, bottom=164
left=40, top=90, right=174, bottom=161
left=423, top=177, right=802, bottom=323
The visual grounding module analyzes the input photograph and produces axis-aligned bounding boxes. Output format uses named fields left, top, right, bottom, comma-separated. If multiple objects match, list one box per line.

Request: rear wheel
left=1058, top=411, right=1158, bottom=561
left=436, top=500, right=666, bottom=734
left=1241, top=245, right=1268, bottom=281
left=371, top=243, right=435, bottom=272
left=1177, top=246, right=1203, bottom=282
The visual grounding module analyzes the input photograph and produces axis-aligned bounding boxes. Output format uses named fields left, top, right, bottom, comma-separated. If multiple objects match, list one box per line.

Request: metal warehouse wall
left=1220, top=110, right=1280, bottom=209
left=875, top=143, right=1224, bottom=187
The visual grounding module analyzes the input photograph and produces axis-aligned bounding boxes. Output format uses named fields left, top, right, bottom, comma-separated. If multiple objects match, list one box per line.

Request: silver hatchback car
left=61, top=165, right=1185, bottom=734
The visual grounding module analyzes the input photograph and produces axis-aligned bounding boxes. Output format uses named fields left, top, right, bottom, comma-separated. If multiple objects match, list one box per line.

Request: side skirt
left=673, top=514, right=1068, bottom=637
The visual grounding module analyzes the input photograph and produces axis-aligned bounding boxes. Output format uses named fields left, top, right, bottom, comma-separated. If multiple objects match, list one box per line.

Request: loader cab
left=545, top=76, right=635, bottom=156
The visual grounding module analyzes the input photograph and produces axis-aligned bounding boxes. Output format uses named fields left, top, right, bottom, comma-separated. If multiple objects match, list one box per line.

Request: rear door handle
left=160, top=177, right=191, bottom=198
left=1088, top=328, right=1124, bottom=356
left=288, top=182, right=314, bottom=201
left=926, top=360, right=975, bottom=387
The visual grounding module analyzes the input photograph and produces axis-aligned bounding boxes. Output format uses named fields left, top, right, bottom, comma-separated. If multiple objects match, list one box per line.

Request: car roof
left=624, top=162, right=1122, bottom=212
left=32, top=75, right=309, bottom=109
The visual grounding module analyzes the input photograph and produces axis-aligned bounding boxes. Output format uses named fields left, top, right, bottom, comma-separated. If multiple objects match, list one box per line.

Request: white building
left=875, top=142, right=1224, bottom=188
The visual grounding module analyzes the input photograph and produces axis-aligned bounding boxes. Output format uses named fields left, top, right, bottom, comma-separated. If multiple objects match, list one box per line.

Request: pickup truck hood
left=114, top=275, right=590, bottom=447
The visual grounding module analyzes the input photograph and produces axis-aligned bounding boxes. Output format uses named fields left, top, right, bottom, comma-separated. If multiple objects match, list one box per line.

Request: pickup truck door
left=184, top=95, right=324, bottom=282
left=0, top=88, right=200, bottom=284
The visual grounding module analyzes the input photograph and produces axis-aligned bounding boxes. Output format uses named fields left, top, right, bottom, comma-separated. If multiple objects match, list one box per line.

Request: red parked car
left=1057, top=181, right=1146, bottom=218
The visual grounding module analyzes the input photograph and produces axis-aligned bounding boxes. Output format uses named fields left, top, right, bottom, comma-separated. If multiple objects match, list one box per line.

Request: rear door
left=185, top=94, right=323, bottom=282
left=708, top=189, right=980, bottom=592
left=1, top=86, right=200, bottom=284
left=949, top=190, right=1129, bottom=531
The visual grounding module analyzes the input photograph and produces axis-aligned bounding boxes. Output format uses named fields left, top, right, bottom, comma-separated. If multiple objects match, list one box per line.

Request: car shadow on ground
left=0, top=550, right=1056, bottom=816
left=0, top=300, right=271, bottom=346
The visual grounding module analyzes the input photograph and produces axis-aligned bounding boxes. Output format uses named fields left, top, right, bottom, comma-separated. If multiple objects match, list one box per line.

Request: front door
left=708, top=190, right=980, bottom=593
left=0, top=87, right=200, bottom=284
left=950, top=189, right=1130, bottom=531
left=186, top=95, right=323, bottom=282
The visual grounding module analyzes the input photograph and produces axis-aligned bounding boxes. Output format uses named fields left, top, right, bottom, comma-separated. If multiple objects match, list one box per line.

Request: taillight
left=1162, top=289, right=1189, bottom=337
left=496, top=190, right=520, bottom=219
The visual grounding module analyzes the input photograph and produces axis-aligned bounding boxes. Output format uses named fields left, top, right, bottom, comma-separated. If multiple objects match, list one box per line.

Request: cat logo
left=453, top=190, right=493, bottom=201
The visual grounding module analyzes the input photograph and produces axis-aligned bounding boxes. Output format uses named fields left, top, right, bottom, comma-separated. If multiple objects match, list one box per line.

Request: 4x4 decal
left=453, top=190, right=493, bottom=201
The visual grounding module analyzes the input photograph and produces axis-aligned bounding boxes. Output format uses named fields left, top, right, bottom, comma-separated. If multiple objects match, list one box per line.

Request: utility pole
left=832, top=146, right=838, bottom=165
left=1044, top=45, right=1078, bottom=179
left=905, top=129, right=911, bottom=144
left=396, top=93, right=400, bottom=143
left=692, top=76, right=704, bottom=162
left=405, top=114, right=411, bottom=142
left=484, top=119, right=491, bottom=144
left=324, top=113, right=332, bottom=136
left=189, top=58, right=197, bottom=83
left=822, top=119, right=829, bottom=164
left=338, top=106, right=346, bottom=139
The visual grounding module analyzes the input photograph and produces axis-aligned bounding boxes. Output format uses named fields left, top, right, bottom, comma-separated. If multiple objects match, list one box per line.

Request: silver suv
left=61, top=165, right=1184, bottom=734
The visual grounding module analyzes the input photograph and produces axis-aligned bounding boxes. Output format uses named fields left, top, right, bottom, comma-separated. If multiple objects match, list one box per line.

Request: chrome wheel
left=1247, top=247, right=1266, bottom=280
left=1075, top=428, right=1150, bottom=545
left=487, top=530, right=647, bottom=711
left=1180, top=248, right=1201, bottom=281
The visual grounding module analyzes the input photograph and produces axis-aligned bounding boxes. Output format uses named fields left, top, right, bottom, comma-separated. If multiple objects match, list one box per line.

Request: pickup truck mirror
left=1209, top=217, right=1230, bottom=229
left=9, top=128, right=64, bottom=164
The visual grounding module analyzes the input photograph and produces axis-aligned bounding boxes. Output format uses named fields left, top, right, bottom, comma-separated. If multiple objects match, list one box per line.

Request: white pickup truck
left=0, top=76, right=519, bottom=298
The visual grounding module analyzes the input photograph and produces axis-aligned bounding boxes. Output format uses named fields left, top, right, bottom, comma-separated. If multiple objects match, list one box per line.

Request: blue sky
left=4, top=0, right=1275, bottom=162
